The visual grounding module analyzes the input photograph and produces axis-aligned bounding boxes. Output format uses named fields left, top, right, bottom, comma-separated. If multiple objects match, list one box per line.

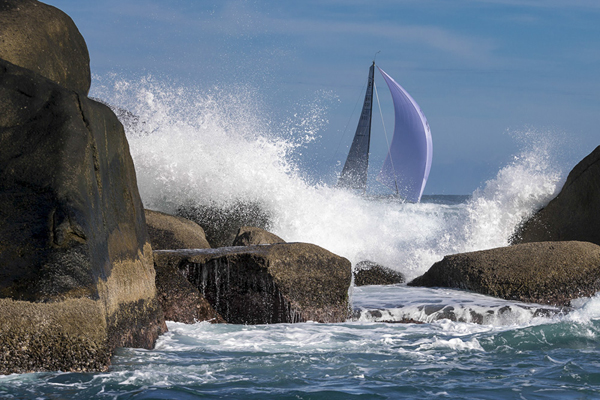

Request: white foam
left=461, top=130, right=564, bottom=252
left=417, top=337, right=485, bottom=352
left=565, top=293, right=600, bottom=323
left=352, top=285, right=563, bottom=327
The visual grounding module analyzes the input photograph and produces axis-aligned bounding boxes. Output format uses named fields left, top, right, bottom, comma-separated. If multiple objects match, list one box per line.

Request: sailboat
left=337, top=61, right=432, bottom=203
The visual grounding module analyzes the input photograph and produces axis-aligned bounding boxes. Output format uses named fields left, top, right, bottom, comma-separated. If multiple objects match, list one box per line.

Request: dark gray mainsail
left=337, top=62, right=375, bottom=191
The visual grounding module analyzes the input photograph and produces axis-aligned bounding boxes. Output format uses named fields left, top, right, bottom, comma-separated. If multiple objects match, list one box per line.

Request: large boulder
left=0, top=0, right=90, bottom=94
left=512, top=146, right=600, bottom=246
left=145, top=209, right=210, bottom=250
left=154, top=243, right=352, bottom=324
left=232, top=226, right=285, bottom=246
left=0, top=58, right=166, bottom=374
left=408, top=241, right=600, bottom=307
left=353, top=261, right=405, bottom=286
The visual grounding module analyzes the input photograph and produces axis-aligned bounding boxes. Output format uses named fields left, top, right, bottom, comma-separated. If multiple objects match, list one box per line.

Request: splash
left=461, top=129, right=566, bottom=252
left=92, top=77, right=567, bottom=280
left=567, top=293, right=600, bottom=323
left=93, top=75, right=311, bottom=213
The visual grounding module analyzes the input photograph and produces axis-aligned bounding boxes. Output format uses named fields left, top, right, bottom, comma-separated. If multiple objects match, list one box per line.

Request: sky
left=45, top=0, right=600, bottom=195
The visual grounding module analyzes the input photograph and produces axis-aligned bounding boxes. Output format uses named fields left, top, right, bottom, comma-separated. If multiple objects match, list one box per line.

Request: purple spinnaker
left=377, top=67, right=432, bottom=203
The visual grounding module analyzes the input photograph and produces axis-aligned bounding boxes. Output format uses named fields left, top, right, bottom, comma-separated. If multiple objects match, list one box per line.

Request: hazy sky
left=46, top=0, right=599, bottom=194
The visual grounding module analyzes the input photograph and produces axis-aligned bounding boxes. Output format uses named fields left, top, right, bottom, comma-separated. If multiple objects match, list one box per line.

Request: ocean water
left=2, top=78, right=599, bottom=399
left=4, top=287, right=600, bottom=399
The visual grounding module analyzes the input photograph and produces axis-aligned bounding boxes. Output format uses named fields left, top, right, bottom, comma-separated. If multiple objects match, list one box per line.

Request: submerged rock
left=353, top=261, right=405, bottom=286
left=0, top=58, right=166, bottom=374
left=145, top=209, right=210, bottom=250
left=0, top=0, right=90, bottom=94
left=154, top=243, right=352, bottom=324
left=408, top=241, right=600, bottom=307
left=512, top=145, right=600, bottom=246
left=232, top=226, right=285, bottom=246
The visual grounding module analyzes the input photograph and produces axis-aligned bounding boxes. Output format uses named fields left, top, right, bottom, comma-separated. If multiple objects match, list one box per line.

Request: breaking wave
left=92, top=77, right=567, bottom=280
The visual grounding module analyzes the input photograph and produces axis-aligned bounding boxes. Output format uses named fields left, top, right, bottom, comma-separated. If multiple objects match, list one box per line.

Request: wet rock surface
left=353, top=261, right=405, bottom=286
left=154, top=243, right=352, bottom=324
left=408, top=241, right=600, bottom=307
left=154, top=252, right=224, bottom=324
left=512, top=145, right=600, bottom=246
left=145, top=209, right=211, bottom=250
left=0, top=0, right=90, bottom=94
left=232, top=226, right=285, bottom=246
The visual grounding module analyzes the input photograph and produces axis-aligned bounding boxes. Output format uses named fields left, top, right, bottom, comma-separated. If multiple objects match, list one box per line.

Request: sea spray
left=461, top=128, right=566, bottom=252
left=92, top=77, right=566, bottom=280
left=93, top=75, right=304, bottom=211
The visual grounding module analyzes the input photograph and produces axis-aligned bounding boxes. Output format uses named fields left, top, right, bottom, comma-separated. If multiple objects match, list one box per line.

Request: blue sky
left=46, top=0, right=599, bottom=194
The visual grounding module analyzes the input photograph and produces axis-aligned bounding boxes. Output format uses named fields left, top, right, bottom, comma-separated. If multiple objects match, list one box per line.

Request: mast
left=337, top=62, right=375, bottom=192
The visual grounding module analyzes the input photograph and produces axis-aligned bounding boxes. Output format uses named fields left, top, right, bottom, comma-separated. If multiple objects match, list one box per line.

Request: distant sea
left=4, top=78, right=596, bottom=399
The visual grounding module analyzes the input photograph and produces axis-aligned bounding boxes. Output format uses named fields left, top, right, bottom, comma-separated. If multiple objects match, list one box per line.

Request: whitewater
left=2, top=78, right=600, bottom=399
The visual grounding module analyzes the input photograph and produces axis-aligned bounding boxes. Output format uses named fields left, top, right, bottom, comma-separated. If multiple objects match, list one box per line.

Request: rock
left=145, top=209, right=210, bottom=250
left=408, top=241, right=600, bottom=307
left=95, top=98, right=142, bottom=134
left=353, top=261, right=405, bottom=286
left=0, top=298, right=111, bottom=373
left=177, top=200, right=272, bottom=248
left=0, top=58, right=166, bottom=374
left=0, top=0, right=90, bottom=94
left=232, top=226, right=285, bottom=246
left=154, top=254, right=224, bottom=324
left=154, top=243, right=352, bottom=324
left=512, top=146, right=600, bottom=246
left=144, top=211, right=221, bottom=323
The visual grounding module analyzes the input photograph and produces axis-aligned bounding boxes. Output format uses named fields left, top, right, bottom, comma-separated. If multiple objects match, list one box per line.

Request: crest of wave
left=91, top=76, right=355, bottom=247
left=91, top=75, right=442, bottom=266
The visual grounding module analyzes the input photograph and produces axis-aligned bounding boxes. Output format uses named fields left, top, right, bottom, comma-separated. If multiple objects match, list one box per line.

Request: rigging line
left=330, top=78, right=368, bottom=167
left=374, top=80, right=400, bottom=195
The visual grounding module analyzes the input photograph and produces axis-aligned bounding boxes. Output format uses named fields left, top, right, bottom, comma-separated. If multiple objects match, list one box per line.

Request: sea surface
left=4, top=283, right=600, bottom=399
left=2, top=79, right=599, bottom=399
